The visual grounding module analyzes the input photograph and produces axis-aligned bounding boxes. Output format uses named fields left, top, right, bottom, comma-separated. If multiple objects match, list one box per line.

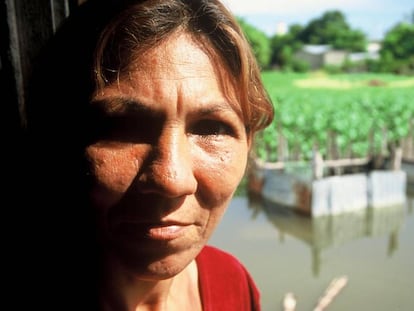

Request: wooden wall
left=1, top=0, right=82, bottom=136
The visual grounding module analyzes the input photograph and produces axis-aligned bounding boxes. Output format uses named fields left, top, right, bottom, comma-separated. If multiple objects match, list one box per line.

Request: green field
left=256, top=71, right=414, bottom=162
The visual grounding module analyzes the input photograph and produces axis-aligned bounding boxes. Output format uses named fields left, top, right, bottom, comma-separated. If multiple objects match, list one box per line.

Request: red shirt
left=196, top=245, right=261, bottom=311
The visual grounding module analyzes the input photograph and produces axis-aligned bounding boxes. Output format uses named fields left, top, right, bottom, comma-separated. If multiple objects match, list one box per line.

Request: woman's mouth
left=111, top=221, right=192, bottom=242
left=146, top=224, right=187, bottom=240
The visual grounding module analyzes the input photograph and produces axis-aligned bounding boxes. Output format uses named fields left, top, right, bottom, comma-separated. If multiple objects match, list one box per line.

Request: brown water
left=209, top=192, right=414, bottom=311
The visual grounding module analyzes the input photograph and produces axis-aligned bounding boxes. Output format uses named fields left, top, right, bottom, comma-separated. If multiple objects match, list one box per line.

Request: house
left=295, top=41, right=382, bottom=70
left=348, top=40, right=381, bottom=62
left=294, top=45, right=348, bottom=70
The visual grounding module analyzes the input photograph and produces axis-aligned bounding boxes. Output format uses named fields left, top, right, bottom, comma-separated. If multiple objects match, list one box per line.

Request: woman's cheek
left=194, top=140, right=248, bottom=202
left=86, top=146, right=140, bottom=207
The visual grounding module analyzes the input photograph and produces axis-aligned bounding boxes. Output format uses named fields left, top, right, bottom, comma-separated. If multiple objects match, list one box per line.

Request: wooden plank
left=50, top=0, right=71, bottom=32
left=1, top=0, right=22, bottom=136
left=4, top=0, right=76, bottom=127
left=323, top=157, right=370, bottom=168
left=6, top=0, right=55, bottom=126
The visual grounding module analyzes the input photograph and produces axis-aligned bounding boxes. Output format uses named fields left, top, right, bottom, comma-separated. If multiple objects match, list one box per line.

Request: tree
left=381, top=22, right=414, bottom=60
left=298, top=10, right=367, bottom=52
left=237, top=18, right=271, bottom=69
left=379, top=21, right=414, bottom=74
left=270, top=24, right=304, bottom=70
left=269, top=10, right=368, bottom=71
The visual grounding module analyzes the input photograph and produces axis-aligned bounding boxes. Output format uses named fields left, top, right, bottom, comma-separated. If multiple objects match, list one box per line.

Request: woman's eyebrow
left=90, top=97, right=160, bottom=117
left=194, top=102, right=237, bottom=116
left=90, top=98, right=239, bottom=119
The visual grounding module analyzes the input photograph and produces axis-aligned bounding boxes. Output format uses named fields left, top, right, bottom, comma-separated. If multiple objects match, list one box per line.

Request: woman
left=24, top=0, right=273, bottom=310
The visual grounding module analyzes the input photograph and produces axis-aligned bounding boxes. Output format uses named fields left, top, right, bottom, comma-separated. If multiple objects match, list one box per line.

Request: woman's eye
left=92, top=116, right=158, bottom=143
left=190, top=120, right=234, bottom=136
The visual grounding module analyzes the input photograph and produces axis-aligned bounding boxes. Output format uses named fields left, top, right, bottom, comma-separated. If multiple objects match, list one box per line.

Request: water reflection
left=247, top=194, right=409, bottom=277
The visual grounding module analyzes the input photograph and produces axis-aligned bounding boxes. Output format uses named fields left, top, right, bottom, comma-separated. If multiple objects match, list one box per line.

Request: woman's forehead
left=129, top=33, right=215, bottom=75
left=94, top=31, right=244, bottom=120
left=114, top=34, right=237, bottom=95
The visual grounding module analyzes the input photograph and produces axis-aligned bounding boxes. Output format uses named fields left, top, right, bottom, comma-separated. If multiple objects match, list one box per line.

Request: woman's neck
left=100, top=259, right=202, bottom=311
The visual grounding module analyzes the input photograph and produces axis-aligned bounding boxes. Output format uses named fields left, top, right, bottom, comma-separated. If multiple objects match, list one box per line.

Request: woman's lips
left=113, top=221, right=192, bottom=241
left=146, top=224, right=187, bottom=240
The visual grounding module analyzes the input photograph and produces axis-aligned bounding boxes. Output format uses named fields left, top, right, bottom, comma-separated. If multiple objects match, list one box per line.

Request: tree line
left=238, top=10, right=414, bottom=75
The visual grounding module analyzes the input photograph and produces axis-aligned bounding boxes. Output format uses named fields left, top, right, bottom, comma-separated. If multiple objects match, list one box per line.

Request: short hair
left=26, top=0, right=273, bottom=142
left=94, top=0, right=274, bottom=134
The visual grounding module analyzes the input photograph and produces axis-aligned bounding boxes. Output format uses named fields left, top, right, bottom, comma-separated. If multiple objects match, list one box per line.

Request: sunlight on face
left=86, top=32, right=250, bottom=279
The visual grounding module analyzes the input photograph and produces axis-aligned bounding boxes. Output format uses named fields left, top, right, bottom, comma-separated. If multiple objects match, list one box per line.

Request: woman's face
left=86, top=32, right=249, bottom=279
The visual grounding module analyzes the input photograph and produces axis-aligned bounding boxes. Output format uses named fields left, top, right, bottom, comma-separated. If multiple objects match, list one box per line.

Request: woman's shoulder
left=197, top=245, right=245, bottom=269
left=196, top=245, right=254, bottom=284
left=196, top=245, right=261, bottom=311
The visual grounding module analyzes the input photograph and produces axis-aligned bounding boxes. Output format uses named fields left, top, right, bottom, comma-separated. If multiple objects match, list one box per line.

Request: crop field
left=256, top=71, right=414, bottom=162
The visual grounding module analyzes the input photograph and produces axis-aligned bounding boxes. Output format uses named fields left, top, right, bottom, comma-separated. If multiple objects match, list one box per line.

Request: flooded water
left=209, top=190, right=414, bottom=311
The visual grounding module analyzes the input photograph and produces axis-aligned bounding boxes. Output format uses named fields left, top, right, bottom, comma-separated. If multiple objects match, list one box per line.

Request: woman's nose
left=138, top=128, right=197, bottom=197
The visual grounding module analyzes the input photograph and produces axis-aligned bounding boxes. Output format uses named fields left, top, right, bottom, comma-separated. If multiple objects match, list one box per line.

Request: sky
left=222, top=0, right=413, bottom=40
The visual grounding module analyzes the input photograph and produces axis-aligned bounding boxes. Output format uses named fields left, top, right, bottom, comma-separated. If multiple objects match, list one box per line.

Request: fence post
left=402, top=119, right=414, bottom=161
left=312, top=149, right=324, bottom=180
left=390, top=147, right=402, bottom=170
